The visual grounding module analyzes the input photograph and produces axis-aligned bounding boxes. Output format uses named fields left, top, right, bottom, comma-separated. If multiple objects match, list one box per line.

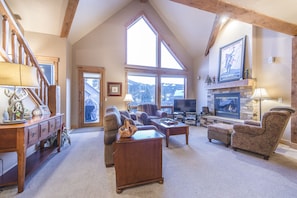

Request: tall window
left=127, top=17, right=157, bottom=67
left=126, top=15, right=187, bottom=110
left=128, top=75, right=156, bottom=105
left=161, top=77, right=185, bottom=106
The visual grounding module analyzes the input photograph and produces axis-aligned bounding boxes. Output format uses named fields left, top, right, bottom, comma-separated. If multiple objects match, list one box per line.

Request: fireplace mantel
left=206, top=79, right=256, bottom=90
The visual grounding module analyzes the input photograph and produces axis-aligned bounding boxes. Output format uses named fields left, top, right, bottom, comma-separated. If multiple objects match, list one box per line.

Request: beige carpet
left=1, top=126, right=297, bottom=198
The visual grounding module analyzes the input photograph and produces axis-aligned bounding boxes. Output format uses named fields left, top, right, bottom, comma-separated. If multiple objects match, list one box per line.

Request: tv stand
left=173, top=112, right=197, bottom=126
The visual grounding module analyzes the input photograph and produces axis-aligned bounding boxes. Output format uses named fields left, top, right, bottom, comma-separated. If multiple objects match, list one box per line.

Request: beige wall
left=25, top=32, right=69, bottom=128
left=71, top=0, right=193, bottom=128
left=254, top=28, right=292, bottom=140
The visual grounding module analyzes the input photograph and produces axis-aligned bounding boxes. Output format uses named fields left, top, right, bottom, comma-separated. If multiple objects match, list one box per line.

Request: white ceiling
left=5, top=0, right=297, bottom=58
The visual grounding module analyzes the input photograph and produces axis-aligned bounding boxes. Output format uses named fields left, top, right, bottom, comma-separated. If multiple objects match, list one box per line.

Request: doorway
left=78, top=66, right=105, bottom=127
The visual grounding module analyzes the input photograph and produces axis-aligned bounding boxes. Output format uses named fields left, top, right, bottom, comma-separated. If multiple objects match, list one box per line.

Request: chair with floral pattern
left=231, top=106, right=295, bottom=160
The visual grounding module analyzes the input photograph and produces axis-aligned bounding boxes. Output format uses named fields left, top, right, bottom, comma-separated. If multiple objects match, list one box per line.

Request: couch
left=103, top=106, right=157, bottom=167
left=136, top=104, right=167, bottom=125
left=231, top=106, right=295, bottom=160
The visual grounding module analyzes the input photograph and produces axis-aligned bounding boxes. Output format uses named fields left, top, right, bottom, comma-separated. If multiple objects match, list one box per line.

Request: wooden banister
left=0, top=0, right=49, bottom=107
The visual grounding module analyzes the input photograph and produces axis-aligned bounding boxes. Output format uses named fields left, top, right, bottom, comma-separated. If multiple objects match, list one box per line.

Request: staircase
left=0, top=0, right=50, bottom=107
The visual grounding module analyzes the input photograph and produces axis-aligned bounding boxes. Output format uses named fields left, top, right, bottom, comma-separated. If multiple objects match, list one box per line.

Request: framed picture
left=107, top=82, right=122, bottom=96
left=218, top=36, right=246, bottom=83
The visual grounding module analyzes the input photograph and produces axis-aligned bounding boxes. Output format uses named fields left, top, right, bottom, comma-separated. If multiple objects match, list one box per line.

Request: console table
left=113, top=129, right=164, bottom=193
left=0, top=114, right=63, bottom=193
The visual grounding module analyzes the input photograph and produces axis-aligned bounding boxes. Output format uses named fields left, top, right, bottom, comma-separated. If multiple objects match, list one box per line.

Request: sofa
left=136, top=104, right=167, bottom=125
left=232, top=106, right=295, bottom=160
left=103, top=106, right=157, bottom=167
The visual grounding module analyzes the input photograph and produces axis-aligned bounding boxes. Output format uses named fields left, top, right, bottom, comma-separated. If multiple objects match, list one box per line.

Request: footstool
left=207, top=123, right=234, bottom=147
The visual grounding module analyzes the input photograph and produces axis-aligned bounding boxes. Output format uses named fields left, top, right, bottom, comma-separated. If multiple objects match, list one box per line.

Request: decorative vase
left=3, top=110, right=9, bottom=121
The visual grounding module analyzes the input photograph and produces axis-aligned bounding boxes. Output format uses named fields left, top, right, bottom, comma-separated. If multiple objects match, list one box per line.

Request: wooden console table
left=113, top=129, right=164, bottom=193
left=0, top=114, right=63, bottom=193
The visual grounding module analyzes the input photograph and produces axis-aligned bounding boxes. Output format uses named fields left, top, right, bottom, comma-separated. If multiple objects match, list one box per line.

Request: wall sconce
left=123, top=94, right=134, bottom=112
left=251, top=87, right=270, bottom=120
left=0, top=62, right=39, bottom=123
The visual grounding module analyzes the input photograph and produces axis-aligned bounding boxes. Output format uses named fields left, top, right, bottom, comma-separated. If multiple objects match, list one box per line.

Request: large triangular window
left=160, top=41, right=183, bottom=70
left=126, top=15, right=184, bottom=70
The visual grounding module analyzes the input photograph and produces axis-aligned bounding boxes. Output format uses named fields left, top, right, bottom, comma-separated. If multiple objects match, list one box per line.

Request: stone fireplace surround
left=206, top=79, right=256, bottom=120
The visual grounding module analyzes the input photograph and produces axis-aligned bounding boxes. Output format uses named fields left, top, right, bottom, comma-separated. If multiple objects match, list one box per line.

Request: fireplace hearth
left=214, top=92, right=240, bottom=119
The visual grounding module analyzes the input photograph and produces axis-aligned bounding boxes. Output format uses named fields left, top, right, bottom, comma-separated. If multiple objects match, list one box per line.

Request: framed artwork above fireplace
left=218, top=36, right=246, bottom=83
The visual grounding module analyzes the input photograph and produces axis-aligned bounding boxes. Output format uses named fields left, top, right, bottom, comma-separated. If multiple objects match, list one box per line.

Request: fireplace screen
left=214, top=92, right=240, bottom=119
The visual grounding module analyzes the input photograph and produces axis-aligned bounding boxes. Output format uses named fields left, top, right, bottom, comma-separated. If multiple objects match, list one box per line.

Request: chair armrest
left=243, top=120, right=261, bottom=126
left=136, top=111, right=150, bottom=125
left=233, top=124, right=265, bottom=136
left=137, top=125, right=158, bottom=131
left=156, top=110, right=167, bottom=118
left=104, top=129, right=118, bottom=145
left=129, top=113, right=137, bottom=120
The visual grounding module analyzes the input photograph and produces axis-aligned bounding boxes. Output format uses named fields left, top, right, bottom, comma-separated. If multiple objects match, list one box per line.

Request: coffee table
left=151, top=119, right=189, bottom=147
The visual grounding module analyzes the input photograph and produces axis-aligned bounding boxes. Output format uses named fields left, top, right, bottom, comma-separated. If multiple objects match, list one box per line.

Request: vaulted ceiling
left=5, top=0, right=297, bottom=58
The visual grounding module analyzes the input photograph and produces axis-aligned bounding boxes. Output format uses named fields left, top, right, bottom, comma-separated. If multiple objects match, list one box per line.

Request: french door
left=78, top=66, right=105, bottom=127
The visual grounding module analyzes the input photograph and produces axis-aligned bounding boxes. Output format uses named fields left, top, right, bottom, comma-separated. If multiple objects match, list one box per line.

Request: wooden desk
left=0, top=114, right=63, bottom=193
left=113, top=130, right=164, bottom=193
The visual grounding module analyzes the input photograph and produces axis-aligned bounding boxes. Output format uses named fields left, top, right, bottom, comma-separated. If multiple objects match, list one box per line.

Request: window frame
left=124, top=14, right=189, bottom=111
left=36, top=56, right=60, bottom=85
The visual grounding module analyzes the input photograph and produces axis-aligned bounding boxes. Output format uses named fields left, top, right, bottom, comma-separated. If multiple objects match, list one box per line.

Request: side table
left=113, top=129, right=164, bottom=193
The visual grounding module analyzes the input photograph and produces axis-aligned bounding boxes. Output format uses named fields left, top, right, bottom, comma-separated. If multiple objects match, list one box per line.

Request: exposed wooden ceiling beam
left=205, top=15, right=229, bottom=56
left=60, top=0, right=79, bottom=38
left=171, top=0, right=297, bottom=36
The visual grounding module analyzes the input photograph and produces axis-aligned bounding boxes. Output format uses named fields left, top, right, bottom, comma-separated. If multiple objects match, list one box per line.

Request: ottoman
left=207, top=123, right=233, bottom=147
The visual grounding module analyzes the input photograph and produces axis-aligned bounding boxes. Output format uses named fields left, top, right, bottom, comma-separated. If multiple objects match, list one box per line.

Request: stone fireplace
left=207, top=79, right=256, bottom=120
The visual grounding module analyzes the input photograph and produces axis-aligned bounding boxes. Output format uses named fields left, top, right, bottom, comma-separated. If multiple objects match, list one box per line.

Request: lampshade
left=0, top=62, right=39, bottom=88
left=123, top=94, right=134, bottom=102
left=251, top=88, right=270, bottom=99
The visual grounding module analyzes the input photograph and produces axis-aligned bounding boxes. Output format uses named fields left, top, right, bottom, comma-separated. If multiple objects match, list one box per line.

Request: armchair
left=231, top=106, right=295, bottom=160
left=136, top=104, right=167, bottom=125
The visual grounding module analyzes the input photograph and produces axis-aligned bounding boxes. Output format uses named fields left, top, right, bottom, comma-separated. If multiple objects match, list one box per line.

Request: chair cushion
left=208, top=123, right=233, bottom=135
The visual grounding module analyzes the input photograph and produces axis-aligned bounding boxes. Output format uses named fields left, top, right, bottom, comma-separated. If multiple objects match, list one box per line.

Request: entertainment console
left=173, top=99, right=197, bottom=125
left=173, top=112, right=197, bottom=125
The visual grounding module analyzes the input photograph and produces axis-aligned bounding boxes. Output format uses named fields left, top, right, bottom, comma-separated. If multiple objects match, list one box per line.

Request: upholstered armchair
left=136, top=104, right=167, bottom=125
left=231, top=106, right=295, bottom=160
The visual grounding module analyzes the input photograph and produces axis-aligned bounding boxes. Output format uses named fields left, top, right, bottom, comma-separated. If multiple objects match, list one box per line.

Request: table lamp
left=123, top=93, right=134, bottom=112
left=0, top=62, right=39, bottom=123
left=251, top=88, right=270, bottom=120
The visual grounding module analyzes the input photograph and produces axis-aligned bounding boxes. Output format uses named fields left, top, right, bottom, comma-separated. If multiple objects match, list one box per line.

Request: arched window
left=126, top=15, right=187, bottom=113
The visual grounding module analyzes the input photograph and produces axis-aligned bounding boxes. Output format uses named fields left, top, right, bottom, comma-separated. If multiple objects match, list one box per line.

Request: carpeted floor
left=1, top=126, right=297, bottom=198
left=70, top=127, right=103, bottom=134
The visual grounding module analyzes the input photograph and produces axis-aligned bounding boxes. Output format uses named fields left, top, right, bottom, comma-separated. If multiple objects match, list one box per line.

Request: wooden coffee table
left=151, top=119, right=189, bottom=147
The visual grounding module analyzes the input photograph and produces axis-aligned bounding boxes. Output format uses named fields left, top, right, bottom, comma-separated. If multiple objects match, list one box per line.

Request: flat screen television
left=174, top=99, right=196, bottom=113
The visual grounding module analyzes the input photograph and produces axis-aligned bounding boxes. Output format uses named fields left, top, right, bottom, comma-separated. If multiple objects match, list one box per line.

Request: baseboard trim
left=280, top=139, right=297, bottom=149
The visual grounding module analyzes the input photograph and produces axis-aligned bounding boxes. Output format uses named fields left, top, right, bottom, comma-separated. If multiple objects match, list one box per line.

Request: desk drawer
left=27, top=125, right=39, bottom=146
left=49, top=119, right=55, bottom=133
left=39, top=121, right=49, bottom=139
left=55, top=117, right=61, bottom=131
